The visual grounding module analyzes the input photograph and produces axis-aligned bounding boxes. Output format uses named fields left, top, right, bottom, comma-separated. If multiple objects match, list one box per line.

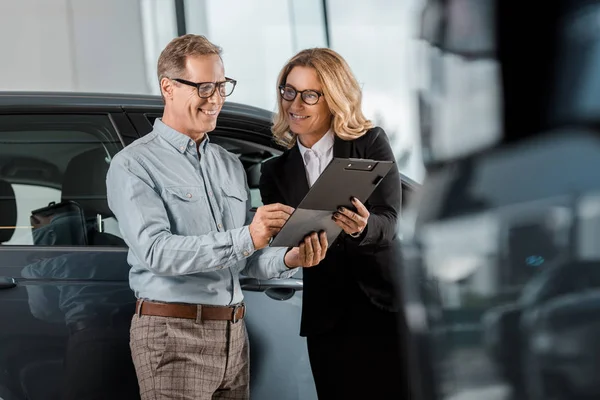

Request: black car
left=482, top=259, right=600, bottom=399
left=0, top=91, right=418, bottom=400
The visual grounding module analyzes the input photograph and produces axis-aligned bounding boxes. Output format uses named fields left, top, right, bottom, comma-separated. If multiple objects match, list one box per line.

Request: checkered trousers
left=130, top=314, right=249, bottom=400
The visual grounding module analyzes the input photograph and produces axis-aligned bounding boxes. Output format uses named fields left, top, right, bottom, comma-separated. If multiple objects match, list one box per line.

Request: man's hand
left=284, top=231, right=328, bottom=268
left=332, top=197, right=369, bottom=237
left=249, top=203, right=295, bottom=250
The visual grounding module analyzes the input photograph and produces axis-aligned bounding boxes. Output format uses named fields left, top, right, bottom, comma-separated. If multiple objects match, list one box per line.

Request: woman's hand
left=332, top=197, right=370, bottom=237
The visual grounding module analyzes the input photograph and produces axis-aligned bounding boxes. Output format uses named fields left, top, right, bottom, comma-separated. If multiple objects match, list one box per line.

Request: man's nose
left=207, top=90, right=224, bottom=105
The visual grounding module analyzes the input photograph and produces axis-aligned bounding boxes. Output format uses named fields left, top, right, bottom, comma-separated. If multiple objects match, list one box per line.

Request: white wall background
left=0, top=0, right=425, bottom=181
left=0, top=0, right=148, bottom=93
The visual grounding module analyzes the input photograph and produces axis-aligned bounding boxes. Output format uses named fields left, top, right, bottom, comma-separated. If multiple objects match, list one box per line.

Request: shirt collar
left=297, top=129, right=335, bottom=164
left=154, top=118, right=210, bottom=154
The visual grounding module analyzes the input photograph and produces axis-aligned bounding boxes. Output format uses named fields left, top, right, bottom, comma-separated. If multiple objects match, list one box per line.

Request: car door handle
left=0, top=277, right=17, bottom=290
left=240, top=277, right=303, bottom=292
left=240, top=277, right=303, bottom=301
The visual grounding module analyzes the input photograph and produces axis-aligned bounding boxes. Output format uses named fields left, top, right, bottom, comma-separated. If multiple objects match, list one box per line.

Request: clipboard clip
left=344, top=161, right=378, bottom=171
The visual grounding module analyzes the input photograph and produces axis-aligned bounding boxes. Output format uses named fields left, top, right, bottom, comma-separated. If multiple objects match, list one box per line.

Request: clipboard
left=269, top=157, right=394, bottom=248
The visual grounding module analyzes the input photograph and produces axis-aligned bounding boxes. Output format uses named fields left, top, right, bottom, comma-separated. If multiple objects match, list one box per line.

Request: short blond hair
left=157, top=34, right=222, bottom=88
left=272, top=48, right=373, bottom=148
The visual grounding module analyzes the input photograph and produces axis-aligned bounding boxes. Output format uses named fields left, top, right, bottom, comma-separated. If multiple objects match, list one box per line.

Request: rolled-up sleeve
left=106, top=154, right=256, bottom=276
left=242, top=246, right=298, bottom=279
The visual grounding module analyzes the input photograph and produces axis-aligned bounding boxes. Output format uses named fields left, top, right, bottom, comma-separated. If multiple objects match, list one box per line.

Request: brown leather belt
left=136, top=299, right=246, bottom=323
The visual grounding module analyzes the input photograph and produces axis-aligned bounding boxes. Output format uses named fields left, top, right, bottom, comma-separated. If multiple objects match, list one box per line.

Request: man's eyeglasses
left=173, top=78, right=237, bottom=98
left=279, top=85, right=324, bottom=105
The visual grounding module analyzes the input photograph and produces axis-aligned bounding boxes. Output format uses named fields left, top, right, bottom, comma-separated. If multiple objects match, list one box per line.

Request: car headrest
left=61, top=147, right=112, bottom=217
left=246, top=163, right=261, bottom=189
left=0, top=179, right=17, bottom=243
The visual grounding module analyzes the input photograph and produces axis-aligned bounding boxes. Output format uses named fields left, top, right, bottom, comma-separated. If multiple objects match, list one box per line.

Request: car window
left=0, top=114, right=126, bottom=247
left=519, top=260, right=600, bottom=307
left=208, top=136, right=277, bottom=208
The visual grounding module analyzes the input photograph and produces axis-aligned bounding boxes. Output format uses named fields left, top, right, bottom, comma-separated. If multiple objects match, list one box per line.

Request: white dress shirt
left=297, top=130, right=335, bottom=187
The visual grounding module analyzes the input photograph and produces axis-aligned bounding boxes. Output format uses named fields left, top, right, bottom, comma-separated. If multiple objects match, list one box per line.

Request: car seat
left=0, top=178, right=17, bottom=244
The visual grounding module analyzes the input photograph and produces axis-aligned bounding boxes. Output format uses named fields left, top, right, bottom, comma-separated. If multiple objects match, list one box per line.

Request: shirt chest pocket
left=163, top=186, right=210, bottom=234
left=221, top=183, right=248, bottom=228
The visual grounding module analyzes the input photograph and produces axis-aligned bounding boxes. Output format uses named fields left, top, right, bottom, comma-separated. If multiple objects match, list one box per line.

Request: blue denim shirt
left=106, top=119, right=295, bottom=305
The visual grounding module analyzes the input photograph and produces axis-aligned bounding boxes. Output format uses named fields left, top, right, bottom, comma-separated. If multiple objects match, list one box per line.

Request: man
left=106, top=34, right=327, bottom=400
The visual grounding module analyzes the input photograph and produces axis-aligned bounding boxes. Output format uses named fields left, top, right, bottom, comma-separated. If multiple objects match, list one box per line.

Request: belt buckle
left=232, top=303, right=245, bottom=324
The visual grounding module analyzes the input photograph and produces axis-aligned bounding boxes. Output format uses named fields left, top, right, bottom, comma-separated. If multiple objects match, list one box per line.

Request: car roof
left=0, top=91, right=420, bottom=187
left=0, top=91, right=166, bottom=107
left=0, top=91, right=273, bottom=121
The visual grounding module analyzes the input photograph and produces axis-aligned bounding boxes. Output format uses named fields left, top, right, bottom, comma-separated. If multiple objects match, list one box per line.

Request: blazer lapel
left=333, top=135, right=352, bottom=159
left=278, top=145, right=309, bottom=207
left=275, top=137, right=352, bottom=208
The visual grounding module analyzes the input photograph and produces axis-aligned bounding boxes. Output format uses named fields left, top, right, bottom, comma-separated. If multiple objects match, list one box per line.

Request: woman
left=259, top=48, right=410, bottom=399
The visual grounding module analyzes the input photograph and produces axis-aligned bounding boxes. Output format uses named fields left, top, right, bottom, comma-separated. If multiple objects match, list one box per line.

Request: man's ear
left=160, top=77, right=174, bottom=100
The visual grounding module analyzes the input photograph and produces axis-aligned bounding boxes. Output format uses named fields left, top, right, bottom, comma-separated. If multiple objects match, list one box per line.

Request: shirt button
left=186, top=193, right=192, bottom=198
left=179, top=146, right=185, bottom=151
left=243, top=250, right=250, bottom=256
left=218, top=223, right=223, bottom=229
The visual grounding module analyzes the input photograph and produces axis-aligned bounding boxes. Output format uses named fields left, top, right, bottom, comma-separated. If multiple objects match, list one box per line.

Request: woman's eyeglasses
left=279, top=85, right=323, bottom=105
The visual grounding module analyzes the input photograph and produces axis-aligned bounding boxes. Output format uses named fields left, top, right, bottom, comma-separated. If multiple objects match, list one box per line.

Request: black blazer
left=259, top=127, right=403, bottom=337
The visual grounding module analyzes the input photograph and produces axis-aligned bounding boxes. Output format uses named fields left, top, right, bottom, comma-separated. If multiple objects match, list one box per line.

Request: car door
left=125, top=109, right=318, bottom=400
left=0, top=112, right=139, bottom=400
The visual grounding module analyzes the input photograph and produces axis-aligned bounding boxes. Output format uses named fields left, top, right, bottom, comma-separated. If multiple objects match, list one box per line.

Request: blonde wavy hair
left=272, top=48, right=373, bottom=148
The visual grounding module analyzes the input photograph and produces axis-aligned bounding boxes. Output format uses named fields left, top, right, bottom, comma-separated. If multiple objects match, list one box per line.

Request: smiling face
left=161, top=54, right=225, bottom=142
left=281, top=66, right=332, bottom=148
